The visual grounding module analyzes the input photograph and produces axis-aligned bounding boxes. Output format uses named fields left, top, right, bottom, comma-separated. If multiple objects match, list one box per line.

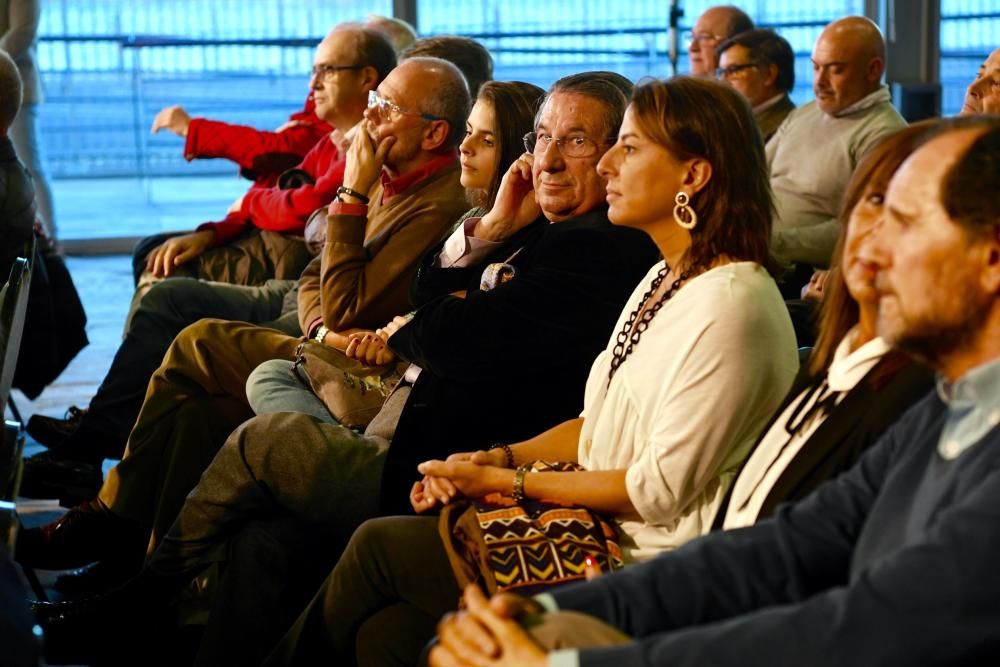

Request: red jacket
left=183, top=95, right=333, bottom=187
left=196, top=135, right=346, bottom=247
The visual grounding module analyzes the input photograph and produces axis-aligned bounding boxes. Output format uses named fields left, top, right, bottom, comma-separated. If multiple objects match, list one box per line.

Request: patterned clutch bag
left=438, top=461, right=624, bottom=597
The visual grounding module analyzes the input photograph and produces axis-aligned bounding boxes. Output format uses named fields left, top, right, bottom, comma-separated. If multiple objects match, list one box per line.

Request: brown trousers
left=97, top=317, right=301, bottom=552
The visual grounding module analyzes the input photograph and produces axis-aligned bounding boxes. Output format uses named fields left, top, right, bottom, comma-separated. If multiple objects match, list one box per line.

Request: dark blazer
left=379, top=209, right=660, bottom=514
left=549, top=390, right=1000, bottom=665
left=756, top=94, right=796, bottom=143
left=713, top=350, right=934, bottom=529
left=1, top=136, right=88, bottom=398
left=0, top=136, right=35, bottom=276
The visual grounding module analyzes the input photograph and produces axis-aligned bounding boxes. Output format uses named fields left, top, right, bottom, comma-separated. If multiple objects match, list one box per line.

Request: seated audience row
left=7, top=5, right=1000, bottom=666
left=19, top=28, right=494, bottom=498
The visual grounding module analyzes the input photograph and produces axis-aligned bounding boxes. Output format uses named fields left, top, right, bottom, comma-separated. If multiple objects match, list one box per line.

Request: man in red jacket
left=137, top=24, right=396, bottom=287
left=152, top=95, right=332, bottom=189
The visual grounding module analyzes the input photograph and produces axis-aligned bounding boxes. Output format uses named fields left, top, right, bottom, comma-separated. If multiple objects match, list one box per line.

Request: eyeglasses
left=367, top=90, right=445, bottom=122
left=311, top=63, right=364, bottom=81
left=683, top=31, right=723, bottom=48
left=716, top=62, right=763, bottom=79
left=523, top=131, right=613, bottom=159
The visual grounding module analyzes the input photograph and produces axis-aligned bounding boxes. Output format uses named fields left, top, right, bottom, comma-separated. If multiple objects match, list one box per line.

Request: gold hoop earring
left=673, top=192, right=697, bottom=230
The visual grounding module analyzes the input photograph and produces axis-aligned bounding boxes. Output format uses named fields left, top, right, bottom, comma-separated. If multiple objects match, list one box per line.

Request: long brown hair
left=471, top=81, right=545, bottom=209
left=629, top=76, right=772, bottom=270
left=807, top=122, right=939, bottom=375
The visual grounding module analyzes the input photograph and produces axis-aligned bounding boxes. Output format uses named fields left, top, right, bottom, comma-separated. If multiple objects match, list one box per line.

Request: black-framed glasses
left=523, top=131, right=613, bottom=159
left=716, top=62, right=763, bottom=79
left=682, top=30, right=723, bottom=48
left=311, top=63, right=364, bottom=81
left=367, top=90, right=445, bottom=122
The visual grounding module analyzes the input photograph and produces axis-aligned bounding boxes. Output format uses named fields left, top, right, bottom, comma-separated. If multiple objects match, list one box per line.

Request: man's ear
left=761, top=63, right=779, bottom=89
left=867, top=56, right=885, bottom=84
left=360, top=66, right=380, bottom=93
left=421, top=120, right=451, bottom=152
left=981, top=224, right=1000, bottom=294
left=683, top=158, right=713, bottom=195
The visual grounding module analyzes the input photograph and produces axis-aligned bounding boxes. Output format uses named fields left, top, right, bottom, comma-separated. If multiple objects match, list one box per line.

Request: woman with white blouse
left=263, top=76, right=799, bottom=666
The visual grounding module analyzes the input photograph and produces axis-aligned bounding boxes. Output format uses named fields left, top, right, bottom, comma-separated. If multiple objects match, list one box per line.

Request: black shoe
left=33, top=570, right=181, bottom=665
left=17, top=450, right=103, bottom=504
left=32, top=593, right=106, bottom=664
left=16, top=498, right=145, bottom=570
left=26, top=406, right=87, bottom=450
left=54, top=557, right=143, bottom=598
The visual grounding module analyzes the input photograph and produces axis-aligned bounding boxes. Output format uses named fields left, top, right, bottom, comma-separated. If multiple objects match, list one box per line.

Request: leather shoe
left=17, top=450, right=102, bottom=504
left=26, top=406, right=87, bottom=450
left=32, top=570, right=181, bottom=665
left=16, top=498, right=145, bottom=570
left=54, top=556, right=144, bottom=598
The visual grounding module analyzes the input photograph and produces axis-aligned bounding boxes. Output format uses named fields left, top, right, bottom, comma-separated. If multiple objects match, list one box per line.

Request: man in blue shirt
left=430, top=116, right=1000, bottom=667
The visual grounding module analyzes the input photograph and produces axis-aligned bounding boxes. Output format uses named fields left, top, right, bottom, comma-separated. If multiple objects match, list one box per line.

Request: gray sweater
left=766, top=86, right=905, bottom=267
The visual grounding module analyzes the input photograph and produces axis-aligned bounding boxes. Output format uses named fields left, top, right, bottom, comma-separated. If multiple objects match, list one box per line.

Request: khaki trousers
left=97, top=317, right=301, bottom=551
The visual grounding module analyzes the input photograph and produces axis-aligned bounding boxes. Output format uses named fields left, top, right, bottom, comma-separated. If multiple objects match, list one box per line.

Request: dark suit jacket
left=379, top=209, right=660, bottom=514
left=1, top=136, right=88, bottom=398
left=0, top=136, right=34, bottom=276
left=713, top=350, right=934, bottom=529
left=756, top=94, right=796, bottom=143
left=550, top=389, right=1000, bottom=665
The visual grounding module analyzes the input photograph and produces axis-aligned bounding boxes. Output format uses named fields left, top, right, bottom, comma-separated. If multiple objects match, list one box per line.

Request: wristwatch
left=313, top=324, right=330, bottom=344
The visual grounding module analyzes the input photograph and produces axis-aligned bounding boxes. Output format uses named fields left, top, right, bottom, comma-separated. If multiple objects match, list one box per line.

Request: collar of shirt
left=330, top=121, right=362, bottom=154
left=753, top=93, right=787, bottom=115
left=827, top=327, right=892, bottom=392
left=380, top=152, right=457, bottom=203
left=936, top=356, right=1000, bottom=460
left=831, top=85, right=891, bottom=118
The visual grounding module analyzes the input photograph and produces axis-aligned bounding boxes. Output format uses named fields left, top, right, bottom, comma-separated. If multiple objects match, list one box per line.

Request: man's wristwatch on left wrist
left=336, top=185, right=370, bottom=205
left=313, top=325, right=330, bottom=344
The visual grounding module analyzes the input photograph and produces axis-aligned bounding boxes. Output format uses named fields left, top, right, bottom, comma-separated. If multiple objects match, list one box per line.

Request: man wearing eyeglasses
left=140, top=25, right=397, bottom=287
left=716, top=28, right=796, bottom=143
left=766, top=16, right=905, bottom=284
left=685, top=5, right=753, bottom=78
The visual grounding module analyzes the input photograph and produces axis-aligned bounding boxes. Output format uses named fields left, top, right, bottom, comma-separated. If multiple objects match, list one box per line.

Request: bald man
left=960, top=47, right=1000, bottom=116
left=686, top=5, right=754, bottom=77
left=766, top=16, right=905, bottom=274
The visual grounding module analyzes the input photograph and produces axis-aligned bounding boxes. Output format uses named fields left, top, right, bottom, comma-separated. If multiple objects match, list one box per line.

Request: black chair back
left=0, top=256, right=32, bottom=503
left=0, top=257, right=33, bottom=412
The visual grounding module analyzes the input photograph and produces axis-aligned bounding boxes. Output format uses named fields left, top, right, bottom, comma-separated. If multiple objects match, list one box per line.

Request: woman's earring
left=673, top=192, right=697, bottom=230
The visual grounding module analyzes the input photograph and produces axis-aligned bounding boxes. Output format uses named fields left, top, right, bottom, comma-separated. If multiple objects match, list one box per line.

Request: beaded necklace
left=607, top=265, right=694, bottom=385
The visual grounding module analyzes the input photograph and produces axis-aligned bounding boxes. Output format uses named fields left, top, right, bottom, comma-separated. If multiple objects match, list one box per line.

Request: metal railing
left=34, top=0, right=879, bottom=181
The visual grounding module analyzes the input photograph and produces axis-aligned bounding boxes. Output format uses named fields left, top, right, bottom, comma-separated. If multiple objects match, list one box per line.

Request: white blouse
left=723, top=328, right=890, bottom=530
left=578, top=261, right=798, bottom=562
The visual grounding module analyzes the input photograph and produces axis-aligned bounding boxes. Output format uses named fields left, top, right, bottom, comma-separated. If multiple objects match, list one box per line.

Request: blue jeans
left=245, top=359, right=337, bottom=423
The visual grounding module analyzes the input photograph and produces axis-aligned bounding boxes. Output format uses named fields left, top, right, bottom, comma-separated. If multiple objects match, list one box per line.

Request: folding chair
left=0, top=252, right=46, bottom=599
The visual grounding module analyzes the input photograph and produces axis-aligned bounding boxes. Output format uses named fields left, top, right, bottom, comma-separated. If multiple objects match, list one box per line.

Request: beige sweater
left=766, top=87, right=905, bottom=267
left=296, top=159, right=469, bottom=333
